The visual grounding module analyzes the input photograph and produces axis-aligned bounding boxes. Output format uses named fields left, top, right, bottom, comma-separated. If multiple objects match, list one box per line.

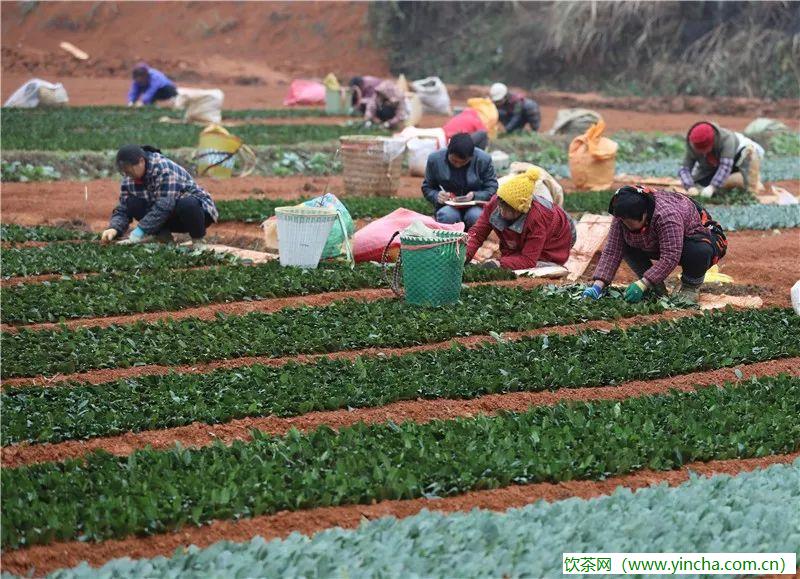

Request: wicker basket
left=274, top=206, right=338, bottom=269
left=340, top=135, right=404, bottom=198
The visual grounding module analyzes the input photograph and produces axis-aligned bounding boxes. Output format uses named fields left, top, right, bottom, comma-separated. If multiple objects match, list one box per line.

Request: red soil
left=1, top=310, right=699, bottom=390
left=3, top=451, right=797, bottom=577
left=4, top=356, right=796, bottom=469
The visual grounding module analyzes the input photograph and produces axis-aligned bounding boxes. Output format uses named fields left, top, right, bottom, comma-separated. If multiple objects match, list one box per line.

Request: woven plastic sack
left=549, top=108, right=603, bottom=136
left=353, top=208, right=464, bottom=263
left=398, top=221, right=468, bottom=306
left=175, top=87, right=224, bottom=124
left=411, top=76, right=452, bottom=115
left=467, top=97, right=499, bottom=140
left=283, top=79, right=326, bottom=106
left=4, top=78, right=68, bottom=108
left=569, top=120, right=618, bottom=191
left=301, top=193, right=355, bottom=258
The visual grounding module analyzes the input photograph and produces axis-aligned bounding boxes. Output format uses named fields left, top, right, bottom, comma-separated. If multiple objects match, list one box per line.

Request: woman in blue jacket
left=127, top=63, right=178, bottom=107
left=421, top=133, right=498, bottom=230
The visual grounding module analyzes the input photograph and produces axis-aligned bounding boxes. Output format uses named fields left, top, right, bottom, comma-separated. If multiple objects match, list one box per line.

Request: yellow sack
left=323, top=73, right=340, bottom=91
left=467, top=97, right=499, bottom=140
left=568, top=120, right=618, bottom=191
left=703, top=264, right=734, bottom=284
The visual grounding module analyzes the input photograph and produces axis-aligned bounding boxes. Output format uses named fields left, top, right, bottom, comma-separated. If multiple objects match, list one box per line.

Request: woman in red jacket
left=466, top=168, right=576, bottom=270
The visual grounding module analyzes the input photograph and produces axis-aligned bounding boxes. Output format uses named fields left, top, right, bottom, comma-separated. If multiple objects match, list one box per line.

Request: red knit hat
left=689, top=123, right=715, bottom=152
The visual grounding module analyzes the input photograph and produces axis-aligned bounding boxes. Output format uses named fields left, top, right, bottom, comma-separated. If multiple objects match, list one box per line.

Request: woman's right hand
left=437, top=191, right=451, bottom=204
left=101, top=228, right=118, bottom=243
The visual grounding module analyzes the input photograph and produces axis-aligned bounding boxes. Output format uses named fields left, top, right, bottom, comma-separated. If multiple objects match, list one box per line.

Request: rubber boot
left=650, top=281, right=668, bottom=297
left=155, top=229, right=175, bottom=244
left=675, top=281, right=702, bottom=305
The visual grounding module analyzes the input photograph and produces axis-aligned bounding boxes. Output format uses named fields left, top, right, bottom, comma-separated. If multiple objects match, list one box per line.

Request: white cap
left=490, top=82, right=508, bottom=102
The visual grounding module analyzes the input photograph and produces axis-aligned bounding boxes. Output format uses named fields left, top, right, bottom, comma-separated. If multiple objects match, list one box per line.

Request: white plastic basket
left=275, top=206, right=338, bottom=268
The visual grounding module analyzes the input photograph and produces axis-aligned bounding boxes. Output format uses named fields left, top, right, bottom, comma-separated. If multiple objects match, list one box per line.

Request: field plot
left=2, top=107, right=799, bottom=576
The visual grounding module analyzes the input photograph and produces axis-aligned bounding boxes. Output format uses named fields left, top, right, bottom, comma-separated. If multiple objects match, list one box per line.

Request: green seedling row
left=3, top=374, right=798, bottom=548
left=0, top=224, right=96, bottom=243
left=1, top=262, right=515, bottom=324
left=43, top=460, right=800, bottom=579
left=2, top=242, right=235, bottom=278
left=5, top=308, right=796, bottom=445
left=1, top=285, right=680, bottom=379
left=1, top=108, right=387, bottom=151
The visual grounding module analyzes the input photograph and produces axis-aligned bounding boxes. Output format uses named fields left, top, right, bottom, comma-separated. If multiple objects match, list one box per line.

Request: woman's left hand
left=455, top=192, right=475, bottom=202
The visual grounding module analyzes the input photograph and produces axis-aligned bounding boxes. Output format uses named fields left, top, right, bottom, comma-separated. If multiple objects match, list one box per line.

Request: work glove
left=381, top=121, right=391, bottom=129
left=364, top=120, right=373, bottom=129
left=624, top=279, right=648, bottom=303
left=480, top=259, right=501, bottom=269
left=100, top=228, right=118, bottom=243
left=118, top=226, right=145, bottom=245
left=582, top=283, right=604, bottom=300
left=700, top=185, right=715, bottom=198
left=687, top=186, right=699, bottom=196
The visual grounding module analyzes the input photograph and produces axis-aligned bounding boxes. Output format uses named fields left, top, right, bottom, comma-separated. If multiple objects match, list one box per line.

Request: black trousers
left=623, top=236, right=713, bottom=286
left=151, top=84, right=178, bottom=102
left=127, top=196, right=213, bottom=239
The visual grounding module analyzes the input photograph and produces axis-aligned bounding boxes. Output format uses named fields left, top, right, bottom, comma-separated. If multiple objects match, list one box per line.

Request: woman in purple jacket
left=127, top=63, right=178, bottom=107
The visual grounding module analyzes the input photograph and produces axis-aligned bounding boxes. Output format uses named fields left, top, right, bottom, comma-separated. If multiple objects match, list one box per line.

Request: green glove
left=624, top=279, right=648, bottom=303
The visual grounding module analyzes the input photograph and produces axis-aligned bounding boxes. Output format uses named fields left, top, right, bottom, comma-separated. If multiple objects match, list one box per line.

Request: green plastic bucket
left=399, top=229, right=469, bottom=306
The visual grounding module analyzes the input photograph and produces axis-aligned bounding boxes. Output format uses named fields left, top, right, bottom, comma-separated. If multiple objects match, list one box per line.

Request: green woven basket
left=398, top=229, right=469, bottom=306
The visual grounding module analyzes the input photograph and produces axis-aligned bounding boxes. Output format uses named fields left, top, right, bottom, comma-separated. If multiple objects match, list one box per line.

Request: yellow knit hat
left=497, top=167, right=540, bottom=212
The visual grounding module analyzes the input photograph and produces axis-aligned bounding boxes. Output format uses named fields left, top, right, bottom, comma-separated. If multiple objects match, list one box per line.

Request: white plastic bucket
left=491, top=150, right=510, bottom=172
left=275, top=206, right=338, bottom=268
left=407, top=137, right=438, bottom=177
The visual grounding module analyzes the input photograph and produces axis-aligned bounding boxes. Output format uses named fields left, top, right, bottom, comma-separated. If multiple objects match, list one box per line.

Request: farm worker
left=582, top=186, right=722, bottom=304
left=349, top=76, right=383, bottom=114
left=465, top=167, right=576, bottom=270
left=364, top=79, right=408, bottom=130
left=127, top=63, right=178, bottom=107
left=421, top=133, right=498, bottom=231
left=490, top=82, right=541, bottom=133
left=101, top=145, right=218, bottom=246
left=679, top=121, right=765, bottom=197
left=442, top=108, right=489, bottom=150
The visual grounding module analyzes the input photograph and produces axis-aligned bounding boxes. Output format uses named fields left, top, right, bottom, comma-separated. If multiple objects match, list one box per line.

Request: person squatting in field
left=421, top=133, right=498, bottom=231
left=101, top=145, right=218, bottom=246
left=490, top=82, right=541, bottom=133
left=679, top=121, right=764, bottom=198
left=363, top=79, right=408, bottom=130
left=582, top=185, right=727, bottom=305
left=465, top=167, right=576, bottom=271
left=127, top=63, right=178, bottom=107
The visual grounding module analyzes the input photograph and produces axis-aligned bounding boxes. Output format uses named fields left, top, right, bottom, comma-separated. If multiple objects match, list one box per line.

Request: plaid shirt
left=679, top=158, right=734, bottom=189
left=364, top=80, right=408, bottom=127
left=593, top=190, right=707, bottom=285
left=110, top=152, right=218, bottom=234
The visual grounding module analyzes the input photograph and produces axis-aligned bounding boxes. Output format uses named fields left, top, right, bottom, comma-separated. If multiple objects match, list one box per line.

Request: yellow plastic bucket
left=196, top=124, right=242, bottom=179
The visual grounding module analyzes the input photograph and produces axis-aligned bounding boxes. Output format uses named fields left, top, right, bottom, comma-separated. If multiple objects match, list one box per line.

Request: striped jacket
left=109, top=152, right=218, bottom=234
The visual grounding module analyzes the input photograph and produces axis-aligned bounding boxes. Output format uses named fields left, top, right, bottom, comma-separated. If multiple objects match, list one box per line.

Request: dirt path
left=4, top=356, right=796, bottom=469
left=3, top=450, right=796, bottom=577
left=2, top=310, right=698, bottom=390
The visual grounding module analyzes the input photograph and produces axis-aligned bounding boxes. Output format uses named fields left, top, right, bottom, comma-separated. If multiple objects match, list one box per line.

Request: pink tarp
left=283, top=79, right=326, bottom=106
left=352, top=208, right=466, bottom=263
